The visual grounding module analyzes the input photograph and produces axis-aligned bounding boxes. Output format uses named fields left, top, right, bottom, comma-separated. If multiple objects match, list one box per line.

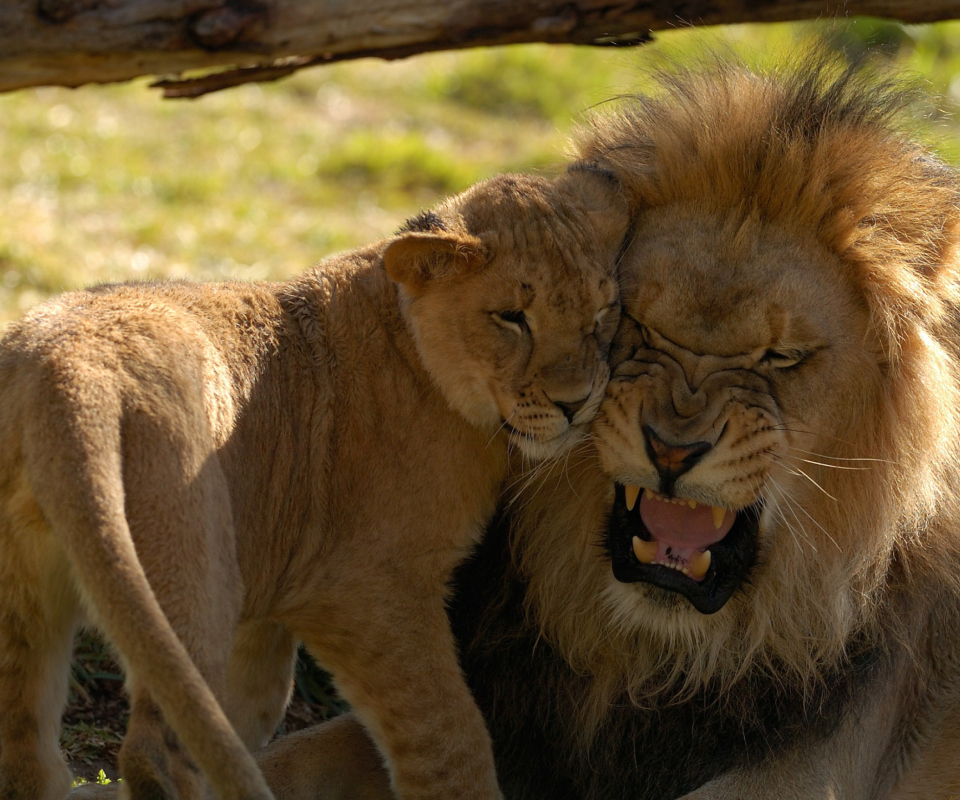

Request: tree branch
left=3, top=1, right=960, bottom=98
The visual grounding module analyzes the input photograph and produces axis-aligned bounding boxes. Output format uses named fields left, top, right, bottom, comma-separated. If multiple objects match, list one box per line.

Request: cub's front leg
left=300, top=580, right=501, bottom=800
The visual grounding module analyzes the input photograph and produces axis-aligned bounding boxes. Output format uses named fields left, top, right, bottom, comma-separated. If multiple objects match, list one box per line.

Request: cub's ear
left=383, top=231, right=488, bottom=295
left=563, top=161, right=632, bottom=244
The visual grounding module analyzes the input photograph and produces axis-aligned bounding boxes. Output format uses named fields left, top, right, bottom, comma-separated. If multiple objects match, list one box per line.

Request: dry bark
left=3, top=0, right=960, bottom=98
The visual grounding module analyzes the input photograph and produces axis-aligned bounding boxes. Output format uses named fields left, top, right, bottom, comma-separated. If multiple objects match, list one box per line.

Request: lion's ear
left=383, top=232, right=488, bottom=295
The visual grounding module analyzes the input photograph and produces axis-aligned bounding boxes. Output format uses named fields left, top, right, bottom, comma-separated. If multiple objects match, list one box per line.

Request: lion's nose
left=642, top=424, right=711, bottom=481
left=556, top=396, right=590, bottom=422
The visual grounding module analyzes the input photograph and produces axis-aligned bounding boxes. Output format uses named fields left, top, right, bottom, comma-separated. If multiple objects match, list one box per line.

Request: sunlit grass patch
left=4, top=21, right=960, bottom=332
left=0, top=49, right=619, bottom=328
left=423, top=45, right=628, bottom=122
left=72, top=769, right=117, bottom=788
left=318, top=129, right=485, bottom=196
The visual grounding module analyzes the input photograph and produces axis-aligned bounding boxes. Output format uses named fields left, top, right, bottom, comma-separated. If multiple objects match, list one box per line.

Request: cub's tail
left=19, top=370, right=272, bottom=800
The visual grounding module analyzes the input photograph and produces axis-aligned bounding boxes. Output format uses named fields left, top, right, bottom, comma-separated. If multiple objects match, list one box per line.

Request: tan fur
left=0, top=168, right=628, bottom=800
left=236, top=56, right=960, bottom=800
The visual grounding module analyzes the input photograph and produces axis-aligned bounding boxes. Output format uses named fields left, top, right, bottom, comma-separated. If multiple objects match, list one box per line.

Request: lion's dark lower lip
left=605, top=484, right=761, bottom=614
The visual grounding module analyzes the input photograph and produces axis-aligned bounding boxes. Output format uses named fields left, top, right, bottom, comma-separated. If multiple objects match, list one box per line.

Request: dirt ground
left=62, top=632, right=342, bottom=783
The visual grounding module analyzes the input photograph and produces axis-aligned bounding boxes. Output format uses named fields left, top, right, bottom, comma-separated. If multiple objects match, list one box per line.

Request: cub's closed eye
left=491, top=310, right=527, bottom=333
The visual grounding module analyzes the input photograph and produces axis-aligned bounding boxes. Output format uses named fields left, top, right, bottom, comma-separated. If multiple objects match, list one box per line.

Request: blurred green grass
left=4, top=19, right=960, bottom=327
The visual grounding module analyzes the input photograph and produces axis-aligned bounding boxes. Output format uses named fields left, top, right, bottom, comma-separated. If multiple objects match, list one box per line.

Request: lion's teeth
left=689, top=549, right=712, bottom=580
left=712, top=506, right=726, bottom=529
left=688, top=499, right=697, bottom=509
left=632, top=536, right=657, bottom=565
left=624, top=485, right=640, bottom=512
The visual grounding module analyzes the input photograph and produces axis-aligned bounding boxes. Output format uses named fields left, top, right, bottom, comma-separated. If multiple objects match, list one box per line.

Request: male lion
left=0, top=168, right=629, bottom=800
left=250, top=56, right=960, bottom=800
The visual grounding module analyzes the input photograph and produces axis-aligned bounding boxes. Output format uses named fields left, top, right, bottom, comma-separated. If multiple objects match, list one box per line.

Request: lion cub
left=0, top=167, right=627, bottom=800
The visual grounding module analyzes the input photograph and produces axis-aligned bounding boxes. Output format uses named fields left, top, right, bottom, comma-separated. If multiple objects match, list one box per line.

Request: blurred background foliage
left=5, top=18, right=960, bottom=328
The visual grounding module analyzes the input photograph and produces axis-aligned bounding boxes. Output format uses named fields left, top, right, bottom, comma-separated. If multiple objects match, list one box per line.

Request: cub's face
left=594, top=206, right=882, bottom=615
left=419, top=242, right=619, bottom=461
left=385, top=171, right=629, bottom=461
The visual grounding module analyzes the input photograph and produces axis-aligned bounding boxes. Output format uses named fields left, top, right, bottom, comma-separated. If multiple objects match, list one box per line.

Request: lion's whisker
left=769, top=425, right=862, bottom=450
left=768, top=476, right=842, bottom=552
left=788, top=457, right=871, bottom=472
left=791, top=500, right=842, bottom=552
left=768, top=497, right=811, bottom=552
left=766, top=478, right=819, bottom=554
left=767, top=480, right=816, bottom=546
left=783, top=445, right=895, bottom=465
left=780, top=465, right=838, bottom=502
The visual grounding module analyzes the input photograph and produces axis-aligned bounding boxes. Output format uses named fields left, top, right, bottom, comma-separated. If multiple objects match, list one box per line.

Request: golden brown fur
left=246, top=55, right=960, bottom=800
left=0, top=169, right=628, bottom=800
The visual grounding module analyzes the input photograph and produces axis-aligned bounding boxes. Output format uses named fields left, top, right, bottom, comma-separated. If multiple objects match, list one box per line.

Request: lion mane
left=448, top=53, right=960, bottom=800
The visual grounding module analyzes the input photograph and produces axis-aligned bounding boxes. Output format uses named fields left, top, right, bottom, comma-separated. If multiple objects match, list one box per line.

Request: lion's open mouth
left=605, top=484, right=760, bottom=614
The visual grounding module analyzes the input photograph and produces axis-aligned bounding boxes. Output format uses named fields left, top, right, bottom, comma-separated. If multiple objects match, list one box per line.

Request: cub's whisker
left=488, top=411, right=518, bottom=450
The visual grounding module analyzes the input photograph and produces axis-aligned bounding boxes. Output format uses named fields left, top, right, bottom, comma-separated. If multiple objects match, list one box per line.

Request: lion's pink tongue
left=639, top=491, right=734, bottom=552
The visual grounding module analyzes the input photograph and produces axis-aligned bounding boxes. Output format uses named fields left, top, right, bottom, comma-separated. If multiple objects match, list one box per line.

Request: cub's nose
left=556, top=396, right=590, bottom=422
left=642, top=424, right=711, bottom=481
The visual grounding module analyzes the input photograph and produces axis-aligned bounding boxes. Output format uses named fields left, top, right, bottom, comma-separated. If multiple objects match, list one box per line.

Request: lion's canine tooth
left=624, top=485, right=640, bottom=512
left=712, top=506, right=726, bottom=529
left=632, top=536, right=657, bottom=565
left=689, top=549, right=712, bottom=580
left=688, top=499, right=697, bottom=509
